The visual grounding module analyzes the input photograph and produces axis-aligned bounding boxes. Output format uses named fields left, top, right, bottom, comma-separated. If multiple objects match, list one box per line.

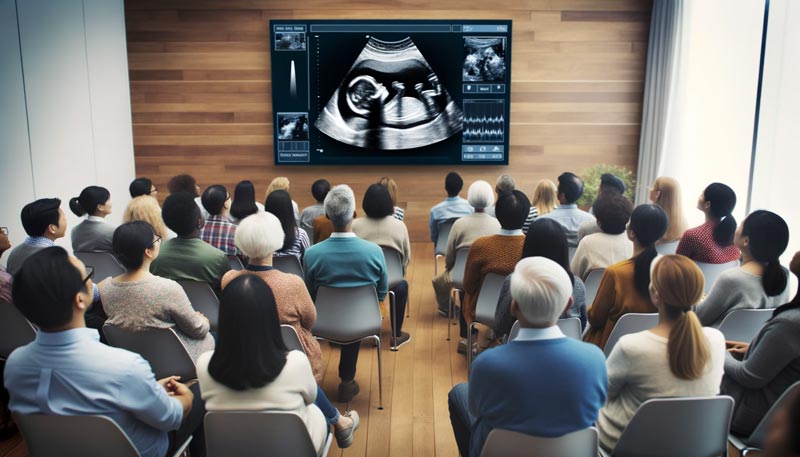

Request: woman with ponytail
left=676, top=182, right=741, bottom=263
left=69, top=185, right=116, bottom=252
left=696, top=210, right=790, bottom=327
left=597, top=255, right=726, bottom=451
left=722, top=250, right=800, bottom=437
left=584, top=204, right=668, bottom=349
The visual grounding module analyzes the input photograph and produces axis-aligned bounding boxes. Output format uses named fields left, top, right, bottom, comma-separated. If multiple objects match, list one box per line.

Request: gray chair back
left=584, top=269, right=605, bottom=309
left=655, top=241, right=679, bottom=255
left=696, top=260, right=740, bottom=294
left=226, top=255, right=244, bottom=271
left=434, top=219, right=457, bottom=256
left=176, top=280, right=219, bottom=332
left=280, top=324, right=305, bottom=354
left=0, top=301, right=36, bottom=360
left=205, top=411, right=330, bottom=457
left=474, top=273, right=508, bottom=329
left=74, top=251, right=125, bottom=282
left=312, top=285, right=381, bottom=343
left=13, top=413, right=140, bottom=457
left=103, top=324, right=196, bottom=380
left=273, top=255, right=304, bottom=278
left=741, top=381, right=800, bottom=448
left=604, top=313, right=659, bottom=357
left=508, top=318, right=583, bottom=342
left=568, top=245, right=577, bottom=264
left=481, top=427, right=598, bottom=457
left=611, top=396, right=733, bottom=457
left=451, top=248, right=470, bottom=289
left=381, top=246, right=404, bottom=288
left=718, top=308, right=773, bottom=343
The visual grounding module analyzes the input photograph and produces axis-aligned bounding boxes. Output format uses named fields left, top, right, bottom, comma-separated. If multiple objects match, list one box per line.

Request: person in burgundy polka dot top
left=676, top=183, right=741, bottom=264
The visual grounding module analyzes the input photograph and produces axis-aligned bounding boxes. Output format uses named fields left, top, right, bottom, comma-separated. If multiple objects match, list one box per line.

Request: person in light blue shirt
left=539, top=172, right=595, bottom=247
left=4, top=247, right=194, bottom=457
left=429, top=172, right=474, bottom=243
left=448, top=256, right=607, bottom=457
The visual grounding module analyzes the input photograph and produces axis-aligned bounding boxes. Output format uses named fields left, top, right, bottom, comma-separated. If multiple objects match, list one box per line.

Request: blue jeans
left=448, top=382, right=474, bottom=457
left=314, top=385, right=340, bottom=425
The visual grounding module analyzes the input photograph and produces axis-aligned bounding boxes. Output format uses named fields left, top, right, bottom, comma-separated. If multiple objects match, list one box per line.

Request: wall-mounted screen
left=270, top=20, right=512, bottom=165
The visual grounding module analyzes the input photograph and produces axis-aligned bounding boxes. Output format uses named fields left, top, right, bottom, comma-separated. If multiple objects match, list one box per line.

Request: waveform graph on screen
left=463, top=99, right=505, bottom=143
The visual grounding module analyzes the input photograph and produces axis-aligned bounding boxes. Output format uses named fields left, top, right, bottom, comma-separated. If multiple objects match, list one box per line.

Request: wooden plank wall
left=125, top=0, right=652, bottom=241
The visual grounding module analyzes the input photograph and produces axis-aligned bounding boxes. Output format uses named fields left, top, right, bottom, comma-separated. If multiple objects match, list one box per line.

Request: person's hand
left=157, top=376, right=181, bottom=393
left=160, top=376, right=195, bottom=417
left=726, top=340, right=749, bottom=360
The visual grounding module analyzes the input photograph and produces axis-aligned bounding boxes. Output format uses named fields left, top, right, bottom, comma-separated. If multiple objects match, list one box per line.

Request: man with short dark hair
left=300, top=179, right=331, bottom=243
left=5, top=247, right=194, bottom=457
left=129, top=177, right=157, bottom=199
left=199, top=184, right=238, bottom=255
left=429, top=172, right=473, bottom=243
left=6, top=198, right=67, bottom=275
left=539, top=172, right=595, bottom=247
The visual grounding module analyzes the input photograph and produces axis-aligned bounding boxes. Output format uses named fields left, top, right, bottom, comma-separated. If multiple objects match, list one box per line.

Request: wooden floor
left=0, top=242, right=468, bottom=457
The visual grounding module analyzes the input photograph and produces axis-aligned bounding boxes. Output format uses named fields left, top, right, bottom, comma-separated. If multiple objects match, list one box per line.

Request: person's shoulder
left=573, top=276, right=586, bottom=292
left=562, top=338, right=606, bottom=362
left=196, top=350, right=214, bottom=372
left=701, top=327, right=726, bottom=348
left=607, top=258, right=634, bottom=273
left=284, top=350, right=312, bottom=372
left=430, top=199, right=448, bottom=212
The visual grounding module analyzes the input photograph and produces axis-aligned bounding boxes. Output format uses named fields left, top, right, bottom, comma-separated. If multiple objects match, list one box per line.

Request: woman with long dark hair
left=228, top=180, right=263, bottom=224
left=69, top=185, right=116, bottom=252
left=583, top=204, right=668, bottom=349
left=265, top=190, right=309, bottom=261
left=697, top=210, right=790, bottom=326
left=676, top=182, right=740, bottom=263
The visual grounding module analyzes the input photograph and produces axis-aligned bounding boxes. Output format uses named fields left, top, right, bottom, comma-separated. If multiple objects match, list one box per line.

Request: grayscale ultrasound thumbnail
left=277, top=113, right=309, bottom=141
left=275, top=32, right=306, bottom=51
left=463, top=37, right=506, bottom=82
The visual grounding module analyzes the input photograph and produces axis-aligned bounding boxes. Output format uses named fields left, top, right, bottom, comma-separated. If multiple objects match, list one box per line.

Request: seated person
left=584, top=204, right=668, bottom=349
left=571, top=193, right=633, bottom=280
left=495, top=218, right=587, bottom=338
left=676, top=182, right=741, bottom=263
left=524, top=179, right=557, bottom=233
left=69, top=186, right=116, bottom=252
left=353, top=184, right=412, bottom=347
left=99, top=221, right=214, bottom=362
left=124, top=195, right=172, bottom=240
left=648, top=176, right=687, bottom=244
left=266, top=190, right=310, bottom=261
left=448, top=257, right=607, bottom=457
left=0, top=226, right=11, bottom=302
left=5, top=247, right=194, bottom=457
left=577, top=173, right=627, bottom=242
left=199, top=184, right=239, bottom=256
left=265, top=177, right=300, bottom=221
left=197, top=274, right=359, bottom=450
left=432, top=180, right=500, bottom=316
left=6, top=198, right=66, bottom=275
left=539, top=172, right=595, bottom=247
left=597, top=255, right=726, bottom=451
left=484, top=174, right=516, bottom=218
left=228, top=180, right=263, bottom=225
left=378, top=176, right=404, bottom=221
left=303, top=185, right=387, bottom=402
left=429, top=172, right=474, bottom=243
left=300, top=179, right=331, bottom=242
left=461, top=190, right=529, bottom=354
left=168, top=173, right=208, bottom=220
left=697, top=210, right=790, bottom=327
left=312, top=214, right=334, bottom=244
left=129, top=177, right=158, bottom=199
left=722, top=250, right=800, bottom=437
left=150, top=192, right=230, bottom=294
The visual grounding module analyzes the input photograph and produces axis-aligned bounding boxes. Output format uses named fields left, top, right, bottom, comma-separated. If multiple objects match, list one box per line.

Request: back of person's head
left=495, top=190, right=530, bottom=230
left=703, top=182, right=737, bottom=246
left=311, top=179, right=331, bottom=203
left=521, top=218, right=574, bottom=284
left=324, top=185, right=356, bottom=229
left=264, top=190, right=297, bottom=251
left=235, top=211, right=284, bottom=259
left=650, top=255, right=709, bottom=380
left=167, top=174, right=199, bottom=197
left=129, top=178, right=154, bottom=198
left=265, top=177, right=290, bottom=200
left=113, top=221, right=157, bottom=271
left=201, top=184, right=229, bottom=216
left=741, top=210, right=790, bottom=296
left=362, top=183, right=395, bottom=219
left=510, top=257, right=573, bottom=326
left=594, top=194, right=633, bottom=235
left=378, top=176, right=399, bottom=206
left=69, top=186, right=110, bottom=217
left=208, top=274, right=288, bottom=390
left=599, top=173, right=626, bottom=195
left=230, top=180, right=258, bottom=221
left=467, top=180, right=494, bottom=210
left=496, top=174, right=515, bottom=194
left=531, top=179, right=558, bottom=215
left=11, top=247, right=88, bottom=330
left=629, top=204, right=669, bottom=298
left=21, top=198, right=62, bottom=237
left=557, top=172, right=584, bottom=204
left=445, top=172, right=463, bottom=197
left=162, top=192, right=201, bottom=237
left=123, top=195, right=168, bottom=240
left=651, top=176, right=687, bottom=241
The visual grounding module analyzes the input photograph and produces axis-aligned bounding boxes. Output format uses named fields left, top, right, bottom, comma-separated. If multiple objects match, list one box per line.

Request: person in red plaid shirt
left=200, top=185, right=239, bottom=256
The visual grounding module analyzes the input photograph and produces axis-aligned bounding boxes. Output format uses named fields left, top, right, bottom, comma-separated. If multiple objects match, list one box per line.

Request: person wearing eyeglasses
left=0, top=226, right=11, bottom=303
left=199, top=185, right=239, bottom=256
left=129, top=177, right=158, bottom=199
left=6, top=198, right=67, bottom=276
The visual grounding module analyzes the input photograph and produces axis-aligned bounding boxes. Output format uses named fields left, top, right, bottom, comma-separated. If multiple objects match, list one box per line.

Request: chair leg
left=389, top=291, right=398, bottom=351
left=405, top=283, right=410, bottom=319
left=447, top=289, right=453, bottom=341
left=372, top=335, right=384, bottom=410
left=467, top=322, right=477, bottom=377
left=434, top=254, right=438, bottom=277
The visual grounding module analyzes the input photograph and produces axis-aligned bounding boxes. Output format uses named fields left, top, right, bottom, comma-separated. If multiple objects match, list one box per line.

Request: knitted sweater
left=462, top=234, right=524, bottom=324
left=303, top=235, right=388, bottom=302
left=444, top=213, right=501, bottom=271
left=571, top=232, right=633, bottom=281
left=696, top=267, right=790, bottom=327
left=676, top=220, right=741, bottom=264
left=352, top=216, right=411, bottom=274
left=312, top=215, right=334, bottom=244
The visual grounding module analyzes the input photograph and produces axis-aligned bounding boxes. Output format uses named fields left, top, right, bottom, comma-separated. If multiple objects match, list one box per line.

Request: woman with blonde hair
left=649, top=176, right=687, bottom=243
left=524, top=179, right=558, bottom=233
left=378, top=176, right=404, bottom=221
left=265, top=177, right=299, bottom=221
left=123, top=195, right=171, bottom=240
left=597, top=254, right=726, bottom=451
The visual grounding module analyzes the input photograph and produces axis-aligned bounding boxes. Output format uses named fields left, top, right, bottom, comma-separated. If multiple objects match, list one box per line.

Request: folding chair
left=718, top=308, right=773, bottom=343
left=584, top=269, right=605, bottom=310
left=273, top=255, right=304, bottom=278
left=74, top=251, right=125, bottom=281
left=226, top=255, right=244, bottom=271
left=382, top=246, right=409, bottom=348
left=447, top=248, right=470, bottom=342
left=205, top=411, right=331, bottom=457
left=176, top=280, right=219, bottom=332
left=0, top=301, right=36, bottom=360
left=467, top=273, right=507, bottom=375
left=481, top=426, right=598, bottom=457
left=696, top=260, right=740, bottom=294
left=281, top=324, right=305, bottom=354
left=655, top=241, right=679, bottom=255
left=603, top=313, right=659, bottom=357
left=103, top=325, right=196, bottom=381
left=434, top=218, right=457, bottom=276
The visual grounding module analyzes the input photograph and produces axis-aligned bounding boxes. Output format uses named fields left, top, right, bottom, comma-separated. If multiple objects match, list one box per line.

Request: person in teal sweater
left=303, top=184, right=388, bottom=403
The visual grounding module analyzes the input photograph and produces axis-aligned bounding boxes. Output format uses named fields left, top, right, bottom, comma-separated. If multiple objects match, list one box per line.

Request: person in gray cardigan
left=69, top=186, right=116, bottom=252
left=696, top=210, right=790, bottom=327
left=722, top=250, right=800, bottom=436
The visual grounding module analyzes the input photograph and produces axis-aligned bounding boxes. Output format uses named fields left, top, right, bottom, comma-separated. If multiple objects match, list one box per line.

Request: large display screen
left=270, top=20, right=512, bottom=165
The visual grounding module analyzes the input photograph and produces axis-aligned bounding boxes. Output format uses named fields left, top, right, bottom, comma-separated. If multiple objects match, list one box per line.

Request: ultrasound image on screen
left=277, top=113, right=309, bottom=140
left=275, top=32, right=306, bottom=51
left=463, top=37, right=506, bottom=82
left=314, top=37, right=463, bottom=150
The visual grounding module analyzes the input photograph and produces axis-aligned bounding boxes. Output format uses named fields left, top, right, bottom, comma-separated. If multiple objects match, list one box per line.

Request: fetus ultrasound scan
left=463, top=37, right=506, bottom=82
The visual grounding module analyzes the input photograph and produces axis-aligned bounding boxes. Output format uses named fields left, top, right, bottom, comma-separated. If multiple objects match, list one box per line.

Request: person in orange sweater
left=583, top=204, right=669, bottom=349
left=459, top=190, right=530, bottom=354
left=313, top=214, right=334, bottom=244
